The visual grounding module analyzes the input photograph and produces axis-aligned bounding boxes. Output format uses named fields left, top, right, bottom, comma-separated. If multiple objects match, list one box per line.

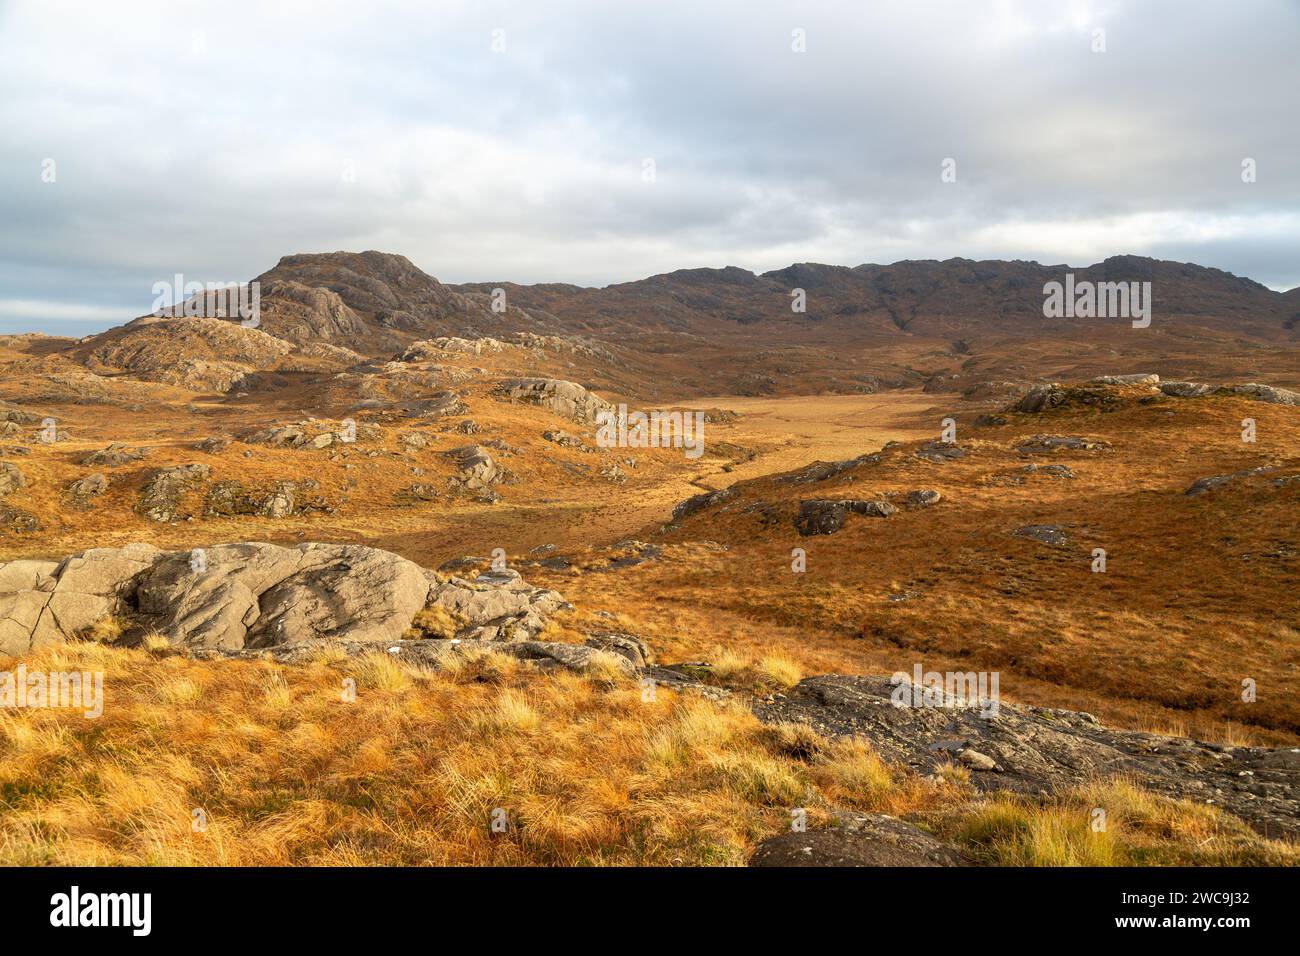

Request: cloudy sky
left=1, top=0, right=1297, bottom=335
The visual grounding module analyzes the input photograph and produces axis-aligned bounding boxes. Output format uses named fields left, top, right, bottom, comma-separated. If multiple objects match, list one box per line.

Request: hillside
left=0, top=250, right=1297, bottom=867
left=54, top=251, right=1300, bottom=404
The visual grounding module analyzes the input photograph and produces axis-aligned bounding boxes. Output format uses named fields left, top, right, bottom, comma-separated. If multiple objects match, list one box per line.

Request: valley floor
left=2, top=368, right=1297, bottom=865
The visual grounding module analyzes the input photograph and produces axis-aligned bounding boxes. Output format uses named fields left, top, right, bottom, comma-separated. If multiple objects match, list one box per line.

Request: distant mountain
left=69, top=251, right=1299, bottom=399
left=249, top=251, right=557, bottom=351
left=456, top=254, right=1292, bottom=340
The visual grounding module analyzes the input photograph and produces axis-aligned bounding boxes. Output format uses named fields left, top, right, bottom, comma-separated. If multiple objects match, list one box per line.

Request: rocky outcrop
left=67, top=473, right=109, bottom=503
left=80, top=442, right=151, bottom=467
left=845, top=499, right=898, bottom=518
left=904, top=489, right=942, bottom=508
left=795, top=500, right=848, bottom=536
left=204, top=479, right=328, bottom=518
left=1158, top=381, right=1218, bottom=398
left=1021, top=463, right=1075, bottom=479
left=671, top=487, right=736, bottom=521
left=0, top=462, right=25, bottom=497
left=1012, top=524, right=1070, bottom=547
left=398, top=431, right=434, bottom=451
left=138, top=463, right=211, bottom=522
left=495, top=378, right=612, bottom=423
left=1015, top=434, right=1111, bottom=453
left=78, top=317, right=293, bottom=393
left=1090, top=373, right=1160, bottom=385
left=166, top=358, right=253, bottom=393
left=0, top=403, right=42, bottom=425
left=753, top=675, right=1300, bottom=840
left=401, top=336, right=506, bottom=359
left=424, top=567, right=569, bottom=642
left=750, top=813, right=969, bottom=867
left=776, top=456, right=868, bottom=485
left=583, top=631, right=655, bottom=667
left=1016, top=384, right=1067, bottom=413
left=1184, top=467, right=1279, bottom=497
left=445, top=444, right=508, bottom=499
left=1013, top=383, right=1121, bottom=413
left=794, top=496, right=913, bottom=535
left=0, top=504, right=40, bottom=534
left=1160, top=381, right=1300, bottom=405
left=254, top=278, right=368, bottom=344
left=366, top=392, right=468, bottom=420
left=1229, top=383, right=1300, bottom=406
left=914, top=441, right=966, bottom=463
left=543, top=429, right=589, bottom=450
left=258, top=251, right=493, bottom=337
left=242, top=420, right=380, bottom=449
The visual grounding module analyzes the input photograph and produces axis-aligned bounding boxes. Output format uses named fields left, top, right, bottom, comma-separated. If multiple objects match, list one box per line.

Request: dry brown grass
left=2, top=644, right=1290, bottom=867
left=930, top=780, right=1300, bottom=866
left=2, top=362, right=1298, bottom=864
left=0, top=644, right=836, bottom=865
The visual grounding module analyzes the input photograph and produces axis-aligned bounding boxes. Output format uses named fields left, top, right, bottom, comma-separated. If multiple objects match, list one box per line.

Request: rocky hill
left=50, top=251, right=1300, bottom=402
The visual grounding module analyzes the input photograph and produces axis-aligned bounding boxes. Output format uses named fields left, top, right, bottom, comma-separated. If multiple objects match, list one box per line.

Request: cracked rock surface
left=753, top=675, right=1300, bottom=840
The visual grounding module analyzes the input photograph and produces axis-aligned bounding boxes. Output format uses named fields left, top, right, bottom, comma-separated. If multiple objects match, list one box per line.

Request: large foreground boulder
left=133, top=543, right=430, bottom=650
left=0, top=544, right=163, bottom=654
left=0, top=543, right=571, bottom=655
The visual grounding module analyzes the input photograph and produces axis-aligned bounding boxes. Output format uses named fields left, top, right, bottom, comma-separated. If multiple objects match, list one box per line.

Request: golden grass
left=82, top=616, right=128, bottom=644
left=933, top=780, right=1300, bottom=866
left=1, top=382, right=1298, bottom=864
left=404, top=605, right=461, bottom=640
left=0, top=644, right=840, bottom=865
left=693, top=649, right=804, bottom=693
left=4, top=644, right=1285, bottom=867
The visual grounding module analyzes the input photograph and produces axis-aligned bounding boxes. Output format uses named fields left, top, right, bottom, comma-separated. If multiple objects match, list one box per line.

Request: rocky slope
left=2, top=541, right=1295, bottom=849
left=753, top=675, right=1299, bottom=843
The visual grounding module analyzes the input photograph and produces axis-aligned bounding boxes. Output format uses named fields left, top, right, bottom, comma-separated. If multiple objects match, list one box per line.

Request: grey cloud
left=0, top=0, right=1296, bottom=336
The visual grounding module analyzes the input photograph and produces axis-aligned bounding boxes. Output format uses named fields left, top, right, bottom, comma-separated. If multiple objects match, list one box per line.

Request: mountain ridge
left=41, top=249, right=1300, bottom=401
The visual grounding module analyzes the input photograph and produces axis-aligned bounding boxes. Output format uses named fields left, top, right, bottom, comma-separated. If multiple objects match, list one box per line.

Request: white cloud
left=0, top=0, right=1296, bottom=333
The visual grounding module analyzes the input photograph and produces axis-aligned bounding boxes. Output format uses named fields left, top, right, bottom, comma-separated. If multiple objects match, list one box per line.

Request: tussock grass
left=0, top=644, right=1294, bottom=866
left=698, top=649, right=804, bottom=693
left=0, top=645, right=838, bottom=865
left=82, top=616, right=128, bottom=644
left=403, top=605, right=461, bottom=640
left=935, top=780, right=1300, bottom=866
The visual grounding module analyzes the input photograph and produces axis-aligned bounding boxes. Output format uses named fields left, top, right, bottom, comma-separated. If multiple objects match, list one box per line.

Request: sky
left=1, top=0, right=1297, bottom=336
